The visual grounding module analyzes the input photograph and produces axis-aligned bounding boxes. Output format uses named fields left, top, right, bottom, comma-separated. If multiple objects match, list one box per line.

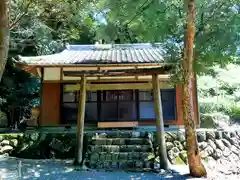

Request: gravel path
left=0, top=156, right=240, bottom=180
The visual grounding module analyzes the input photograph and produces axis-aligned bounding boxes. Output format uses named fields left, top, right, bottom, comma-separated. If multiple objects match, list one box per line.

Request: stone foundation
left=0, top=130, right=240, bottom=170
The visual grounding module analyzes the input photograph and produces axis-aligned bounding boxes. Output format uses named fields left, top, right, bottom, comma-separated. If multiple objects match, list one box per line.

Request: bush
left=0, top=111, right=8, bottom=127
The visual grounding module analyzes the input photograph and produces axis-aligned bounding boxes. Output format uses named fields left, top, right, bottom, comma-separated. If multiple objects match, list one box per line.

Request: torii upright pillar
left=152, top=73, right=169, bottom=170
left=74, top=75, right=86, bottom=165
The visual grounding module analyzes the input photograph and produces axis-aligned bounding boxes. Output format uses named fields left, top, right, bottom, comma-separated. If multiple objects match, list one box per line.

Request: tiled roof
left=18, top=43, right=165, bottom=65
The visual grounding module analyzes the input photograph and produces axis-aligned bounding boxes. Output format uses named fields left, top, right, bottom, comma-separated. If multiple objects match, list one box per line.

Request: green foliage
left=1, top=0, right=98, bottom=120
left=198, top=64, right=240, bottom=118
left=94, top=0, right=240, bottom=72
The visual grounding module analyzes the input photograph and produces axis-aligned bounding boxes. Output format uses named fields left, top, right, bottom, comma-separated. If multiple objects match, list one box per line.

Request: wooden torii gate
left=68, top=67, right=170, bottom=169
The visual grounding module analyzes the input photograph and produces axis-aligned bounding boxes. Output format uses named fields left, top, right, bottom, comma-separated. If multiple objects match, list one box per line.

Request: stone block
left=215, top=131, right=223, bottom=139
left=112, top=153, right=119, bottom=161
left=179, top=151, right=188, bottom=164
left=222, top=139, right=231, bottom=148
left=212, top=148, right=222, bottom=160
left=106, top=154, right=112, bottom=161
left=30, top=132, right=39, bottom=141
left=103, top=161, right=111, bottom=169
left=106, top=139, right=112, bottom=145
left=99, top=153, right=106, bottom=161
left=94, top=139, right=106, bottom=145
left=127, top=160, right=134, bottom=168
left=132, top=152, right=140, bottom=160
left=200, top=150, right=208, bottom=159
left=207, top=139, right=216, bottom=149
left=125, top=138, right=144, bottom=145
left=231, top=146, right=239, bottom=155
left=96, top=162, right=104, bottom=169
left=205, top=146, right=214, bottom=155
left=215, top=139, right=225, bottom=151
left=131, top=132, right=141, bottom=138
left=144, top=161, right=152, bottom=169
left=140, top=132, right=148, bottom=138
left=222, top=132, right=231, bottom=141
left=112, top=138, right=125, bottom=145
left=119, top=132, right=131, bottom=138
left=236, top=131, right=240, bottom=138
left=199, top=142, right=208, bottom=150
left=118, top=161, right=128, bottom=169
left=98, top=133, right=107, bottom=138
left=230, top=131, right=237, bottom=138
left=197, top=131, right=206, bottom=142
left=223, top=147, right=232, bottom=157
left=177, top=132, right=185, bottom=143
left=0, top=145, right=13, bottom=154
left=110, top=162, right=118, bottom=169
left=9, top=139, right=18, bottom=147
left=90, top=153, right=99, bottom=162
left=0, top=140, right=10, bottom=146
left=165, top=142, right=174, bottom=151
left=173, top=140, right=183, bottom=151
left=206, top=131, right=215, bottom=140
left=49, top=138, right=65, bottom=153
left=135, top=161, right=144, bottom=169
left=119, top=152, right=128, bottom=160
left=229, top=138, right=238, bottom=146
left=165, top=132, right=174, bottom=142
left=89, top=161, right=97, bottom=168
left=167, top=148, right=179, bottom=161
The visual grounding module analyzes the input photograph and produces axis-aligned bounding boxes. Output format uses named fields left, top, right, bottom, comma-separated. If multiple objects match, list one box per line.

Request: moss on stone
left=172, top=156, right=186, bottom=165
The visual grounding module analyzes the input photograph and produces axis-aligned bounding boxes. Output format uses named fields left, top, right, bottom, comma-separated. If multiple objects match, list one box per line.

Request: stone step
left=91, top=138, right=151, bottom=146
left=87, top=159, right=153, bottom=169
left=88, top=152, right=152, bottom=162
left=93, top=132, right=151, bottom=139
left=88, top=145, right=152, bottom=153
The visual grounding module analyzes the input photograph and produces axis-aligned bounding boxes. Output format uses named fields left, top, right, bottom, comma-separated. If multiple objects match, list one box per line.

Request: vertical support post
left=74, top=75, right=86, bottom=165
left=39, top=67, right=44, bottom=127
left=152, top=73, right=169, bottom=170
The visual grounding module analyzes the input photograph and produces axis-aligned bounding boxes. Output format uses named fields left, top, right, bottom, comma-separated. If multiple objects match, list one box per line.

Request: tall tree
left=0, top=0, right=9, bottom=82
left=182, top=0, right=207, bottom=177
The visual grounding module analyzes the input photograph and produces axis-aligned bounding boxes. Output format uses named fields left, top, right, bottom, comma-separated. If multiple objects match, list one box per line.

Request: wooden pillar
left=74, top=75, right=86, bottom=165
left=152, top=73, right=169, bottom=170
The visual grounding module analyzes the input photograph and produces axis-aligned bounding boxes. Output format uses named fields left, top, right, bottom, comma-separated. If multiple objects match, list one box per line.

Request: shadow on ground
left=0, top=157, right=194, bottom=180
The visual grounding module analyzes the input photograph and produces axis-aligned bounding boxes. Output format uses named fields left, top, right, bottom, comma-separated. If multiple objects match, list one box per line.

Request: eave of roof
left=17, top=43, right=169, bottom=66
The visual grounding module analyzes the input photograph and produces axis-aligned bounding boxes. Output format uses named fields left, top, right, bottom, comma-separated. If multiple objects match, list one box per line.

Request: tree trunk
left=0, top=0, right=9, bottom=82
left=182, top=0, right=207, bottom=177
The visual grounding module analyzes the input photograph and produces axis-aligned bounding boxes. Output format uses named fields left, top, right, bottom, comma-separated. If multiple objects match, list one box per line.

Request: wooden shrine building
left=17, top=43, right=200, bottom=129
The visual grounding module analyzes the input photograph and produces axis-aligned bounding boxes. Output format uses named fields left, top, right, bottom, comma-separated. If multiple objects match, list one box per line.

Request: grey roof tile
left=18, top=43, right=165, bottom=65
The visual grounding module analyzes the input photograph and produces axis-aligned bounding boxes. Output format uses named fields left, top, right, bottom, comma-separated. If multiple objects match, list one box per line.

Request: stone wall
left=153, top=130, right=240, bottom=170
left=0, top=130, right=240, bottom=170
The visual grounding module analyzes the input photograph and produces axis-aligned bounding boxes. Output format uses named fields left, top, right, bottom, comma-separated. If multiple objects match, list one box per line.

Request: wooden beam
left=98, top=121, right=138, bottom=128
left=63, top=66, right=171, bottom=77
left=64, top=82, right=173, bottom=92
left=74, top=75, right=86, bottom=165
left=152, top=73, right=169, bottom=169
left=88, top=83, right=152, bottom=91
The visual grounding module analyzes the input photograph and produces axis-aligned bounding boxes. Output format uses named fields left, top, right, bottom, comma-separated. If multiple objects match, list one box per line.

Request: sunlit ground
left=0, top=157, right=193, bottom=180
left=1, top=156, right=240, bottom=180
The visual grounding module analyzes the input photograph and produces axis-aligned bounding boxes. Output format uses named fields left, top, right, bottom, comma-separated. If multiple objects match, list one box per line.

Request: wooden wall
left=40, top=83, right=61, bottom=126
left=38, top=81, right=199, bottom=127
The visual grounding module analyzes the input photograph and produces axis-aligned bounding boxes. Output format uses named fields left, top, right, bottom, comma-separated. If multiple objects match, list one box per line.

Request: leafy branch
left=196, top=1, right=226, bottom=37
left=9, top=0, right=34, bottom=30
